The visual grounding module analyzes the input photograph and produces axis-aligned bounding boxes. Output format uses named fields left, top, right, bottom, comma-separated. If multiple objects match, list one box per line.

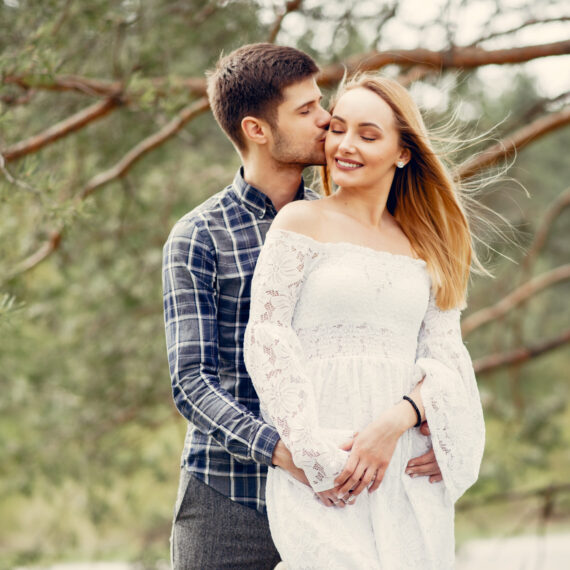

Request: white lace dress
left=244, top=229, right=485, bottom=570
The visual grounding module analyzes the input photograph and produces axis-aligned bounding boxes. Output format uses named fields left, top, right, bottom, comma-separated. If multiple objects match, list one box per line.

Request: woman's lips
left=335, top=158, right=363, bottom=170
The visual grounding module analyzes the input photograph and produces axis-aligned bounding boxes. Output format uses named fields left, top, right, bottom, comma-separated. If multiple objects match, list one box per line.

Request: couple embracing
left=163, top=43, right=484, bottom=570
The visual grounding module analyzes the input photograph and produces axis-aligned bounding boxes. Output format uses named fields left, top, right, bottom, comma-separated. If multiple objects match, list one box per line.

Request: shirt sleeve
left=415, top=291, right=485, bottom=504
left=162, top=220, right=279, bottom=466
left=244, top=229, right=350, bottom=492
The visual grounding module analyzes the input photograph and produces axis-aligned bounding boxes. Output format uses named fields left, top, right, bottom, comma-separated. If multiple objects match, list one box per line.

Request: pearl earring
left=397, top=161, right=405, bottom=168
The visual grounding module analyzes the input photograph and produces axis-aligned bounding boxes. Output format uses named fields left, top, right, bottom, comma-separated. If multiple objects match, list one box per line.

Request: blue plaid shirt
left=163, top=168, right=319, bottom=513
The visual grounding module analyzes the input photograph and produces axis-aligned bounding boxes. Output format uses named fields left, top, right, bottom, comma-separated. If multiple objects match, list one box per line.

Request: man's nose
left=317, top=107, right=331, bottom=129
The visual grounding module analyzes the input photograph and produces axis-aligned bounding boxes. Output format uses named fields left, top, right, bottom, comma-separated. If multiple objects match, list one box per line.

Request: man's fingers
left=406, top=461, right=440, bottom=477
left=406, top=448, right=436, bottom=469
left=419, top=421, right=431, bottom=436
left=429, top=474, right=443, bottom=483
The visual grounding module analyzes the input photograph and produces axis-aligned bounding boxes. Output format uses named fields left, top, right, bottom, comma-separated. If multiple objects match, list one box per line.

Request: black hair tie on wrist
left=403, top=395, right=422, bottom=428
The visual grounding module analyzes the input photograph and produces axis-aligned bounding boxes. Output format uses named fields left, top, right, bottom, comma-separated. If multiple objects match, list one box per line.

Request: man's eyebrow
left=331, top=115, right=384, bottom=132
left=294, top=95, right=323, bottom=111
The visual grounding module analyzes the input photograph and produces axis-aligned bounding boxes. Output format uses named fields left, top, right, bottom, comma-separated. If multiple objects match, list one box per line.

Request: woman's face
left=325, top=87, right=407, bottom=193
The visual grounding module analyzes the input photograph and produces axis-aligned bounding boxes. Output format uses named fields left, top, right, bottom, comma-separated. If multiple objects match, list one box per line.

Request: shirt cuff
left=251, top=422, right=280, bottom=466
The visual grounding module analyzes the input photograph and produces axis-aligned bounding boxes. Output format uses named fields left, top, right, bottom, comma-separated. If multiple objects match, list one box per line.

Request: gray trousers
left=171, top=469, right=281, bottom=569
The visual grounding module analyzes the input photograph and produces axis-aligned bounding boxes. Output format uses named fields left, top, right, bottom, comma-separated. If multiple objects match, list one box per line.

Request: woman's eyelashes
left=329, top=129, right=377, bottom=142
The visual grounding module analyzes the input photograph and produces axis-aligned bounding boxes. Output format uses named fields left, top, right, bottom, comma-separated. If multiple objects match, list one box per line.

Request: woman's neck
left=332, top=186, right=392, bottom=229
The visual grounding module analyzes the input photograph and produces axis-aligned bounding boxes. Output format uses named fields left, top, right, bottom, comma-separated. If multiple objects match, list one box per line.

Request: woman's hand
left=315, top=489, right=351, bottom=508
left=333, top=403, right=413, bottom=498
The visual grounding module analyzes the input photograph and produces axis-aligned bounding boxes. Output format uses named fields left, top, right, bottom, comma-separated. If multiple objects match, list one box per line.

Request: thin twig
left=521, top=188, right=570, bottom=276
left=0, top=153, right=43, bottom=197
left=462, top=264, right=570, bottom=336
left=469, top=16, right=570, bottom=47
left=7, top=97, right=210, bottom=279
left=267, top=0, right=303, bottom=44
left=80, top=96, right=209, bottom=199
left=457, top=106, right=570, bottom=179
left=473, top=329, right=570, bottom=375
left=457, top=483, right=570, bottom=510
left=2, top=97, right=123, bottom=162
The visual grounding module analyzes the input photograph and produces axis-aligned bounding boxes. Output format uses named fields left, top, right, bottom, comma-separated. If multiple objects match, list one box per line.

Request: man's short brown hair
left=207, top=43, right=319, bottom=151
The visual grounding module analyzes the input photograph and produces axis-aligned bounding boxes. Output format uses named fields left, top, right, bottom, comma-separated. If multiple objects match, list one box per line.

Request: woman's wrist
left=386, top=401, right=419, bottom=435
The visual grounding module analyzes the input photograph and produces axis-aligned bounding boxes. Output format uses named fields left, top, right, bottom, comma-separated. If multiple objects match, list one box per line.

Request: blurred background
left=1, top=0, right=569, bottom=568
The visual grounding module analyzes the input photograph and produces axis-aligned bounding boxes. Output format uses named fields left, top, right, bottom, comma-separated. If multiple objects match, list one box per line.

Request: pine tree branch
left=457, top=483, right=570, bottom=510
left=7, top=97, right=210, bottom=279
left=5, top=39, right=569, bottom=99
left=80, top=96, right=210, bottom=199
left=457, top=106, right=570, bottom=179
left=3, top=74, right=208, bottom=99
left=2, top=97, right=123, bottom=162
left=317, top=40, right=570, bottom=87
left=522, top=188, right=570, bottom=276
left=267, top=0, right=303, bottom=44
left=9, top=229, right=63, bottom=277
left=473, top=329, right=570, bottom=375
left=469, top=16, right=570, bottom=47
left=462, top=265, right=570, bottom=337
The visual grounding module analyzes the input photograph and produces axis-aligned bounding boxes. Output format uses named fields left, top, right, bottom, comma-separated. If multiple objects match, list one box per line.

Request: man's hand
left=405, top=422, right=443, bottom=483
left=272, top=439, right=356, bottom=508
left=271, top=440, right=310, bottom=486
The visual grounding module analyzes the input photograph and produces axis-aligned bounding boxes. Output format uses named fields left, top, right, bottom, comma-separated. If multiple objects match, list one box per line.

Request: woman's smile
left=335, top=157, right=363, bottom=170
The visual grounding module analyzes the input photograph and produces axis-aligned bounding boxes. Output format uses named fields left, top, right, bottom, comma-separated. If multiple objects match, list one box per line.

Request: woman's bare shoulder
left=271, top=199, right=326, bottom=237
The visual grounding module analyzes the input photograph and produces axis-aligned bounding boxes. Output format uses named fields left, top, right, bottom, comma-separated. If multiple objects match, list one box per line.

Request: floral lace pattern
left=244, top=228, right=484, bottom=568
left=245, top=231, right=350, bottom=490
left=416, top=294, right=486, bottom=503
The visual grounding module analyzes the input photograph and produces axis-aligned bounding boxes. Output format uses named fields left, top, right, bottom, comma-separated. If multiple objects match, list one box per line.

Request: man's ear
left=241, top=116, right=270, bottom=146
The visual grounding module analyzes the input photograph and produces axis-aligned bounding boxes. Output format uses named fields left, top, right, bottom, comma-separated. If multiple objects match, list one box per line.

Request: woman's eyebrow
left=331, top=115, right=383, bottom=132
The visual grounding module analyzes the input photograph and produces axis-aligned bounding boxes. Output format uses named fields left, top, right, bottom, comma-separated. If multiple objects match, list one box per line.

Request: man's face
left=268, top=77, right=331, bottom=167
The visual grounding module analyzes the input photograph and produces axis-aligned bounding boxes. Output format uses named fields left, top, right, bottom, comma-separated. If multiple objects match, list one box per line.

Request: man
left=163, top=43, right=441, bottom=569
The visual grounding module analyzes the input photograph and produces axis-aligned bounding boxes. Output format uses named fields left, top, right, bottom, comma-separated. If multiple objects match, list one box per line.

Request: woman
left=244, top=74, right=485, bottom=569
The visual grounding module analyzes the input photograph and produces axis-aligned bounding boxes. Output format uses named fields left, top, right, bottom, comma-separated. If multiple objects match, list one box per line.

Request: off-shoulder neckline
left=269, top=228, right=427, bottom=266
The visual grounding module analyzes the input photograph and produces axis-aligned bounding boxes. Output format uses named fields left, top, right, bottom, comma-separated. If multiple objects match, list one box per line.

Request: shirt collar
left=232, top=167, right=307, bottom=218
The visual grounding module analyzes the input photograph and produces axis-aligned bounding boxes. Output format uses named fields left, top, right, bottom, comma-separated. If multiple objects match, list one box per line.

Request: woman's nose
left=338, top=133, right=355, bottom=153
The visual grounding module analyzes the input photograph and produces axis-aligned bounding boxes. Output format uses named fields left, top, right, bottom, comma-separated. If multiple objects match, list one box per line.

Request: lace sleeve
left=415, top=292, right=485, bottom=504
left=244, top=230, right=349, bottom=492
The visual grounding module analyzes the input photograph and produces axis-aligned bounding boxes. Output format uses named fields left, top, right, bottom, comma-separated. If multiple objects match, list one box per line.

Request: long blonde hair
left=321, top=74, right=477, bottom=310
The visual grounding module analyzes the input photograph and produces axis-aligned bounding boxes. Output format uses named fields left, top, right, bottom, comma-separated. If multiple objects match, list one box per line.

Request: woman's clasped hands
left=317, top=410, right=442, bottom=508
